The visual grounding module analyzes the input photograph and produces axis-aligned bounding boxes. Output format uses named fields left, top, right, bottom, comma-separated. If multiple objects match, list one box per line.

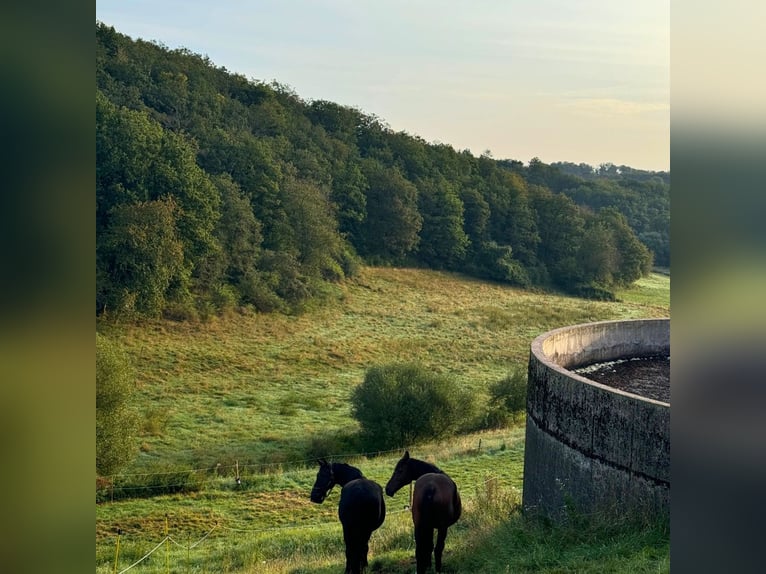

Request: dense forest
left=96, top=22, right=669, bottom=319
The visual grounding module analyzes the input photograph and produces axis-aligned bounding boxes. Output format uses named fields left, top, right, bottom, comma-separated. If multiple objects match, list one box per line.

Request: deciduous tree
left=96, top=334, right=139, bottom=476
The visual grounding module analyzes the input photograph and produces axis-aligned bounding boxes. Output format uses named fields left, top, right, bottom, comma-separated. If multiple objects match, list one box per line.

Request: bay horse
left=310, top=459, right=386, bottom=574
left=385, top=451, right=462, bottom=574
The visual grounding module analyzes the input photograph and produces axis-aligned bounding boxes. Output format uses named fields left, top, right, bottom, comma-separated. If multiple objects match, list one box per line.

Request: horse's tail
left=423, top=488, right=436, bottom=508
left=378, top=489, right=386, bottom=525
left=451, top=482, right=462, bottom=522
left=416, top=485, right=438, bottom=525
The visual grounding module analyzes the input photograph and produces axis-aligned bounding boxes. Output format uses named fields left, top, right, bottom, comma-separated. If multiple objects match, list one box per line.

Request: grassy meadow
left=96, top=267, right=670, bottom=573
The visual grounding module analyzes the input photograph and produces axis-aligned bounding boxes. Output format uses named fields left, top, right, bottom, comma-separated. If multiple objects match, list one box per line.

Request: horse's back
left=412, top=473, right=461, bottom=528
left=339, top=478, right=386, bottom=531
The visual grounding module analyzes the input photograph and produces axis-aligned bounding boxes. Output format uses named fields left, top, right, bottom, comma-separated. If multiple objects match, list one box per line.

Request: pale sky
left=96, top=0, right=669, bottom=171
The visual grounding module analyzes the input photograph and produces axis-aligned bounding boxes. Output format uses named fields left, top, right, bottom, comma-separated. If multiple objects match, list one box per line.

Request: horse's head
left=310, top=459, right=335, bottom=504
left=385, top=450, right=411, bottom=496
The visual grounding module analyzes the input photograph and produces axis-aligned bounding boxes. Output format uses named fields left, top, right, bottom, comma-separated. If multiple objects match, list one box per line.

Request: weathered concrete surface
left=522, top=318, right=669, bottom=520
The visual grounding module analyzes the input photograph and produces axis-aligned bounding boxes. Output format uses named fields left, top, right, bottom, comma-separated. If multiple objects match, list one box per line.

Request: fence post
left=165, top=515, right=170, bottom=574
left=113, top=529, right=121, bottom=574
left=204, top=532, right=209, bottom=574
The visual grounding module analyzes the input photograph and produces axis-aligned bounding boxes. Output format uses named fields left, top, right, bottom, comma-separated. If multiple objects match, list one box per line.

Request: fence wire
left=103, top=434, right=520, bottom=482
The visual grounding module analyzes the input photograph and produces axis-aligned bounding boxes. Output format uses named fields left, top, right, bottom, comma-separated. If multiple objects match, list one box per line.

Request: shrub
left=573, top=283, right=617, bottom=301
left=339, top=245, right=361, bottom=278
left=161, top=299, right=199, bottom=322
left=96, top=333, right=140, bottom=476
left=238, top=270, right=285, bottom=313
left=487, top=368, right=528, bottom=426
left=351, top=362, right=474, bottom=450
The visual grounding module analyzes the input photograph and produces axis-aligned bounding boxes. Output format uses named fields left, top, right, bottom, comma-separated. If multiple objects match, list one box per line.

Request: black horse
left=385, top=451, right=462, bottom=574
left=310, top=459, right=386, bottom=574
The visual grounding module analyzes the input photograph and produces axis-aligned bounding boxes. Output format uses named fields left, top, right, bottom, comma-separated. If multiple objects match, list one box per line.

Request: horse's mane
left=332, top=462, right=364, bottom=484
left=411, top=457, right=444, bottom=476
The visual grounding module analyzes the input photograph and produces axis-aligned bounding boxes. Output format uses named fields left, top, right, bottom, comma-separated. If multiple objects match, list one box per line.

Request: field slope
left=96, top=267, right=670, bottom=573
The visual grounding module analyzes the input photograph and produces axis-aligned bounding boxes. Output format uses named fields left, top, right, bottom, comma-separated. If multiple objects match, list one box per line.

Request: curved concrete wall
left=522, top=318, right=669, bottom=521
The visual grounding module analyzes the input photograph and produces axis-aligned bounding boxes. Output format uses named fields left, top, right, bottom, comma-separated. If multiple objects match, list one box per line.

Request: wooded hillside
left=96, top=22, right=669, bottom=319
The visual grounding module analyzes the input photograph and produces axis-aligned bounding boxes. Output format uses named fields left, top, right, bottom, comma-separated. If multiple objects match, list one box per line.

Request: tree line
left=96, top=22, right=668, bottom=319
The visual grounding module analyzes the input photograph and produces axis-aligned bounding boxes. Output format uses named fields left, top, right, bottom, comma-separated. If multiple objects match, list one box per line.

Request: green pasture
left=96, top=267, right=669, bottom=573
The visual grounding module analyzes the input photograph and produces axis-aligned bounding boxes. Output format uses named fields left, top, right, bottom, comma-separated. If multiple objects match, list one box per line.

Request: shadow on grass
left=288, top=554, right=415, bottom=574
left=286, top=518, right=416, bottom=574
left=447, top=511, right=670, bottom=574
left=104, top=428, right=366, bottom=501
left=286, top=511, right=669, bottom=574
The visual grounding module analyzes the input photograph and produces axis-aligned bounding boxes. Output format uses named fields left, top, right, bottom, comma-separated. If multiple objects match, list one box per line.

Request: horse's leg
left=361, top=530, right=371, bottom=572
left=434, top=527, right=448, bottom=572
left=342, top=525, right=356, bottom=574
left=414, top=525, right=434, bottom=574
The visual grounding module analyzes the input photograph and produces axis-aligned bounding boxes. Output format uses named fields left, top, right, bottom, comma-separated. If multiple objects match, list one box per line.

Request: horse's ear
left=403, top=450, right=410, bottom=459
left=318, top=458, right=327, bottom=466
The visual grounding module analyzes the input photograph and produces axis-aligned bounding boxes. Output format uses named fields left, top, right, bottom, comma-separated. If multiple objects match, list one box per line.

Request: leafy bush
left=96, top=333, right=140, bottom=476
left=572, top=283, right=617, bottom=301
left=486, top=368, right=528, bottom=426
left=474, top=241, right=531, bottom=286
left=351, top=362, right=474, bottom=450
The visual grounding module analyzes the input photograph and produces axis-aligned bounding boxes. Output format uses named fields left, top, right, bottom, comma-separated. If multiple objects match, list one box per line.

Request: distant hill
left=553, top=161, right=669, bottom=185
left=96, top=22, right=668, bottom=319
